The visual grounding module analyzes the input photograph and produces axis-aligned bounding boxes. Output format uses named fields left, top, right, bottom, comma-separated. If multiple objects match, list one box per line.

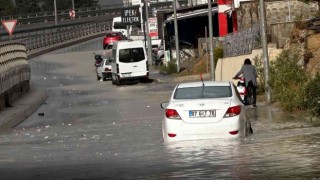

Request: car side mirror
left=160, top=102, right=169, bottom=109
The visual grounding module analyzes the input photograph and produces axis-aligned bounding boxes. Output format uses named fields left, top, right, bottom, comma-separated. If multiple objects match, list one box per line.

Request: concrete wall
left=238, top=0, right=319, bottom=30
left=215, top=46, right=283, bottom=82
left=0, top=43, right=30, bottom=111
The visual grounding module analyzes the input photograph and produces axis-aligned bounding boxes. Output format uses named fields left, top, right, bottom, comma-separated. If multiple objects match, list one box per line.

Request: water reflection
left=162, top=134, right=320, bottom=179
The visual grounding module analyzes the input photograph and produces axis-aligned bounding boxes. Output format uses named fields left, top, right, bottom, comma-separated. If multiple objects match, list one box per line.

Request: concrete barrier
left=0, top=43, right=30, bottom=112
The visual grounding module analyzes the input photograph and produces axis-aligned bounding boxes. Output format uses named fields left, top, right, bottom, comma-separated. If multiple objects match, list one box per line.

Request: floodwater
left=0, top=37, right=319, bottom=179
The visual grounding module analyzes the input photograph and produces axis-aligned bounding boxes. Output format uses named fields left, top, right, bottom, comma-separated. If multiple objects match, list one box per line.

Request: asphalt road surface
left=0, top=37, right=320, bottom=180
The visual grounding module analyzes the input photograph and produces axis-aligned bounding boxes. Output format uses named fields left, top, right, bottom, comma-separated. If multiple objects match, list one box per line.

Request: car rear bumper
left=162, top=116, right=244, bottom=142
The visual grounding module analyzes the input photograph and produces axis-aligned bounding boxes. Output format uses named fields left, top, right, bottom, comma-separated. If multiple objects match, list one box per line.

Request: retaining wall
left=0, top=43, right=30, bottom=111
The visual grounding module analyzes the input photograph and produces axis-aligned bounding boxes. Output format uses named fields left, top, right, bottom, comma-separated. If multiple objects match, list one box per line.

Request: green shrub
left=304, top=73, right=320, bottom=117
left=253, top=55, right=265, bottom=94
left=159, top=60, right=178, bottom=74
left=214, top=46, right=224, bottom=68
left=269, top=49, right=309, bottom=111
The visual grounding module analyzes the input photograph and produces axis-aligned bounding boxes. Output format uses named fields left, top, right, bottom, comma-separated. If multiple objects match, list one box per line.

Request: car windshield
left=174, top=86, right=232, bottom=99
left=119, top=48, right=145, bottom=63
left=113, top=22, right=126, bottom=29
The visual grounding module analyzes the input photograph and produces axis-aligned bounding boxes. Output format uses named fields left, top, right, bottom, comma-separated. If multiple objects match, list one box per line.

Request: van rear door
left=118, top=47, right=147, bottom=77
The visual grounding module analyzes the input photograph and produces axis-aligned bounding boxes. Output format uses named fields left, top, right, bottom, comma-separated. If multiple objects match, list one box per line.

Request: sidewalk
left=149, top=66, right=211, bottom=83
left=0, top=85, right=47, bottom=133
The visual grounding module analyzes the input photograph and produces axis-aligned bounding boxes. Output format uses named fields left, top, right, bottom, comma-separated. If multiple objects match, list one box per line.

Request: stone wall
left=237, top=0, right=318, bottom=48
left=238, top=0, right=319, bottom=30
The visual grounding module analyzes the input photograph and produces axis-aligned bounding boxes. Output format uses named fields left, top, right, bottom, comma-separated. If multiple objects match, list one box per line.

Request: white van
left=112, top=16, right=132, bottom=38
left=111, top=40, right=149, bottom=85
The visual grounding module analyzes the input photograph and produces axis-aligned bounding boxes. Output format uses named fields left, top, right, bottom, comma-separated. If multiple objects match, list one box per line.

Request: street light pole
left=71, top=0, right=75, bottom=10
left=144, top=0, right=152, bottom=65
left=259, top=0, right=271, bottom=102
left=173, top=0, right=180, bottom=73
left=208, top=0, right=215, bottom=80
left=54, top=0, right=58, bottom=26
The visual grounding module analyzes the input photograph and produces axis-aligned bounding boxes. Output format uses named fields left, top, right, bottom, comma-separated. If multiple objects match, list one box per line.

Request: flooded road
left=0, top=37, right=319, bottom=179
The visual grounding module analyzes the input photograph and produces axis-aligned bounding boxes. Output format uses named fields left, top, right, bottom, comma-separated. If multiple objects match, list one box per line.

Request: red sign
left=1, top=19, right=17, bottom=36
left=69, top=9, right=75, bottom=18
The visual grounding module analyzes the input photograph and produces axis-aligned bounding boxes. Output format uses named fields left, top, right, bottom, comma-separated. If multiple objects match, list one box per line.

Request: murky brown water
left=1, top=38, right=319, bottom=179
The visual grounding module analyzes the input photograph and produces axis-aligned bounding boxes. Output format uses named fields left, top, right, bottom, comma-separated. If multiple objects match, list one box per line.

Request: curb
left=0, top=85, right=48, bottom=133
left=152, top=73, right=211, bottom=84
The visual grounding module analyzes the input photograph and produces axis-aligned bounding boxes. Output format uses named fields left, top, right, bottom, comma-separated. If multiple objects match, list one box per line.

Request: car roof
left=176, top=81, right=232, bottom=88
left=114, top=40, right=144, bottom=46
left=106, top=32, right=122, bottom=36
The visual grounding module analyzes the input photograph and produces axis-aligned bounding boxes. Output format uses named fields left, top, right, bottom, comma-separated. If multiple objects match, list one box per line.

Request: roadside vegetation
left=254, top=27, right=320, bottom=117
left=158, top=46, right=224, bottom=75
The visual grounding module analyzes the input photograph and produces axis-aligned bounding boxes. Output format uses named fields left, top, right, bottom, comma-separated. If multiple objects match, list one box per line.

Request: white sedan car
left=96, top=57, right=112, bottom=81
left=161, top=81, right=252, bottom=143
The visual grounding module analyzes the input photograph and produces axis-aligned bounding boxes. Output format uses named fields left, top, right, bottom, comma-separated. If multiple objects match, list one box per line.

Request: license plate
left=122, top=73, right=131, bottom=77
left=189, top=110, right=216, bottom=118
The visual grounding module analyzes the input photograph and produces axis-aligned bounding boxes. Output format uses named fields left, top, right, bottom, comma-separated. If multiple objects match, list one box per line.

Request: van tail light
left=105, top=67, right=111, bottom=72
left=223, top=106, right=241, bottom=118
left=165, top=109, right=181, bottom=120
left=168, top=133, right=177, bottom=137
left=229, top=131, right=239, bottom=135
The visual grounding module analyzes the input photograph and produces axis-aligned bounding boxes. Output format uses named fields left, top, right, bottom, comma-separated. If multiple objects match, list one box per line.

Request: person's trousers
left=247, top=81, right=257, bottom=105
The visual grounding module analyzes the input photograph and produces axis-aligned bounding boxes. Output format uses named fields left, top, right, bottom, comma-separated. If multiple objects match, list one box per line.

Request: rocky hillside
left=289, top=24, right=320, bottom=77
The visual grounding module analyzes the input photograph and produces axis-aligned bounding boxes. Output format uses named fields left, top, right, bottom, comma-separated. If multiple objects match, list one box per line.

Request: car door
left=118, top=47, right=147, bottom=77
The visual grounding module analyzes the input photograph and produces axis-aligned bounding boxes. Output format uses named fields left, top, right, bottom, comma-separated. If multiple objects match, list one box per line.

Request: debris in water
left=38, top=113, right=44, bottom=116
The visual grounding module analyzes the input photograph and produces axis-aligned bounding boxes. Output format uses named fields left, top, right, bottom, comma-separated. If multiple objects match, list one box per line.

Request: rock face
left=238, top=0, right=318, bottom=30
left=305, top=32, right=320, bottom=77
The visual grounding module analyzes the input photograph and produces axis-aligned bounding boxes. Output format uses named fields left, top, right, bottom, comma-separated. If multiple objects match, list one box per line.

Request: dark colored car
left=103, top=32, right=125, bottom=49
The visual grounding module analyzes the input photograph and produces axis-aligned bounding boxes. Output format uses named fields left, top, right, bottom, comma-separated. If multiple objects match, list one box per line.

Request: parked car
left=103, top=32, right=125, bottom=49
left=96, top=57, right=112, bottom=81
left=152, top=41, right=194, bottom=66
left=161, top=81, right=252, bottom=143
left=152, top=45, right=164, bottom=66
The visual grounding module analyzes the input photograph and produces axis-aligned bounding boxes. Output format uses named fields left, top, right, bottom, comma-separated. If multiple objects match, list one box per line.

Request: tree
left=0, top=0, right=16, bottom=16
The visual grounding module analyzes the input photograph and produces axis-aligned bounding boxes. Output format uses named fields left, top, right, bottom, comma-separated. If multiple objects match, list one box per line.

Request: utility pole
left=173, top=0, right=180, bottom=73
left=144, top=0, right=152, bottom=65
left=208, top=0, right=215, bottom=80
left=259, top=0, right=271, bottom=102
left=71, top=0, right=75, bottom=10
left=54, top=0, right=58, bottom=26
left=125, top=1, right=130, bottom=39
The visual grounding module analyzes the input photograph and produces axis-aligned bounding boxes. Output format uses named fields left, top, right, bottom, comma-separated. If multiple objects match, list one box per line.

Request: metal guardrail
left=18, top=21, right=111, bottom=52
left=223, top=25, right=261, bottom=58
left=0, top=0, right=189, bottom=26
